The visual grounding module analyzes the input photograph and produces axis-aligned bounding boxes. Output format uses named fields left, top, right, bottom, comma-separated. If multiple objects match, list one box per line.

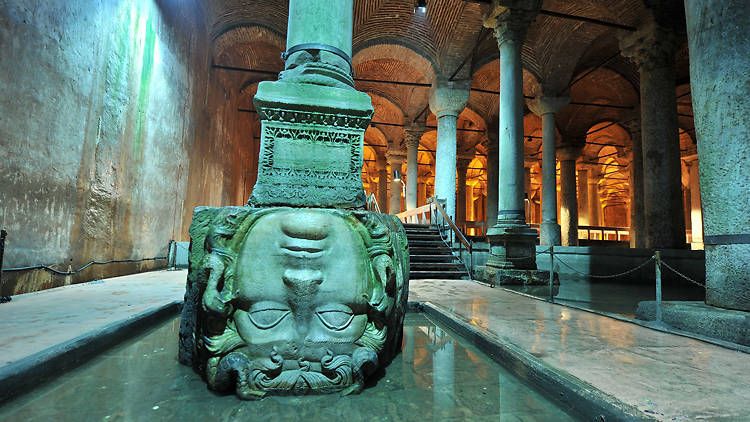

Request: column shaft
left=541, top=111, right=561, bottom=245
left=688, top=161, right=703, bottom=248
left=485, top=143, right=499, bottom=227
left=578, top=169, right=589, bottom=225
left=560, top=159, right=578, bottom=246
left=434, top=115, right=458, bottom=219
left=406, top=137, right=420, bottom=210
left=630, top=125, right=646, bottom=247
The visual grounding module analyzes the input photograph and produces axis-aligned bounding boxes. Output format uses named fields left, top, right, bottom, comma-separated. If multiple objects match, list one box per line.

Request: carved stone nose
left=282, top=269, right=323, bottom=297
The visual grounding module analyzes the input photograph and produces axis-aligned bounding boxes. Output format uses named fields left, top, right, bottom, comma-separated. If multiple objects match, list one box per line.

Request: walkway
left=0, top=270, right=186, bottom=369
left=411, top=279, right=750, bottom=420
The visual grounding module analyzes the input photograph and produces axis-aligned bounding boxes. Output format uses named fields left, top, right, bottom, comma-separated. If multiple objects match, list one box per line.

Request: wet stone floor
left=0, top=314, right=578, bottom=421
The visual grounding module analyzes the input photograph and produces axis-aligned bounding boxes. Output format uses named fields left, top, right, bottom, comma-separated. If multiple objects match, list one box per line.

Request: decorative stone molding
left=428, top=79, right=470, bottom=118
left=619, top=15, right=679, bottom=71
left=527, top=96, right=570, bottom=117
left=557, top=144, right=584, bottom=162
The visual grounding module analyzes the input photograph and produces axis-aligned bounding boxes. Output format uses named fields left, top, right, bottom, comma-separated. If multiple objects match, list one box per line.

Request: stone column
left=481, top=2, right=546, bottom=285
left=528, top=96, right=568, bottom=246
left=456, top=157, right=472, bottom=230
left=429, top=79, right=469, bottom=220
left=558, top=146, right=582, bottom=246
left=588, top=168, right=601, bottom=227
left=686, top=159, right=703, bottom=249
left=622, top=118, right=645, bottom=247
left=685, top=0, right=750, bottom=311
left=376, top=155, right=388, bottom=213
left=404, top=126, right=423, bottom=211
left=485, top=136, right=499, bottom=228
left=621, top=17, right=686, bottom=249
left=387, top=152, right=405, bottom=215
left=578, top=168, right=590, bottom=226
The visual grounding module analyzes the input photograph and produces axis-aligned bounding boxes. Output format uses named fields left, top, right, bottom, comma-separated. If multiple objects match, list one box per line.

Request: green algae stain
left=133, top=12, right=156, bottom=156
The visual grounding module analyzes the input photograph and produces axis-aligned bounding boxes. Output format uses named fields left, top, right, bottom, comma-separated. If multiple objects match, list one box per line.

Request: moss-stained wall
left=0, top=0, right=212, bottom=293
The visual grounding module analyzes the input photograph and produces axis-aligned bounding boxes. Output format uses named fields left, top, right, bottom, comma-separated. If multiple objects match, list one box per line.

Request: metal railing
left=366, top=193, right=381, bottom=213
left=396, top=197, right=474, bottom=278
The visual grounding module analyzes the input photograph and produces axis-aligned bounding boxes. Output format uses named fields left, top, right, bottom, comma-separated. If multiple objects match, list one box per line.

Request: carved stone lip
left=280, top=239, right=326, bottom=258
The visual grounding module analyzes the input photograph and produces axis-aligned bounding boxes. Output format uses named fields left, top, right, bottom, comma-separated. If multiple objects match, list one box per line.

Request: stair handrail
left=431, top=199, right=472, bottom=254
left=366, top=192, right=381, bottom=213
left=395, top=203, right=432, bottom=224
left=429, top=197, right=473, bottom=279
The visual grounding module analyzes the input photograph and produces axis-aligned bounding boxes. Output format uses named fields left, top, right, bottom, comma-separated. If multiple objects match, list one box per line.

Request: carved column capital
left=619, top=16, right=678, bottom=71
left=457, top=156, right=473, bottom=173
left=386, top=150, right=405, bottom=166
left=557, top=144, right=584, bottom=162
left=403, top=124, right=424, bottom=149
left=484, top=1, right=541, bottom=47
left=527, top=96, right=570, bottom=116
left=429, top=79, right=470, bottom=118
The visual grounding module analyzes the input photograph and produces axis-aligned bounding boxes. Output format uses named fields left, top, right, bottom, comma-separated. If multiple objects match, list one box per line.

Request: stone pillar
left=578, top=168, right=590, bottom=226
left=429, top=80, right=469, bottom=220
left=485, top=137, right=499, bottom=228
left=686, top=159, right=703, bottom=249
left=686, top=0, right=750, bottom=311
left=528, top=96, right=568, bottom=246
left=588, top=168, right=601, bottom=227
left=621, top=17, right=686, bottom=249
left=622, top=118, right=645, bottom=247
left=480, top=2, right=548, bottom=285
left=558, top=146, right=581, bottom=246
left=456, top=158, right=472, bottom=230
left=376, top=155, right=388, bottom=213
left=387, top=152, right=405, bottom=215
left=404, top=126, right=423, bottom=211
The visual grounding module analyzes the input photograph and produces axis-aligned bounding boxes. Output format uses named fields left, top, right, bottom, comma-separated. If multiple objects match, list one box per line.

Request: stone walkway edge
left=0, top=301, right=181, bottom=404
left=417, top=301, right=652, bottom=421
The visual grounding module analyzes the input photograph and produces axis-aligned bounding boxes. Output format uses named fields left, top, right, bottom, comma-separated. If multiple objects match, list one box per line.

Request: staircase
left=403, top=223, right=469, bottom=280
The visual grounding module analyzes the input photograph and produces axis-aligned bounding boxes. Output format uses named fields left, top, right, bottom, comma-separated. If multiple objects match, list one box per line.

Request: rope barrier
left=660, top=259, right=706, bottom=287
left=554, top=255, right=655, bottom=279
left=1, top=257, right=167, bottom=276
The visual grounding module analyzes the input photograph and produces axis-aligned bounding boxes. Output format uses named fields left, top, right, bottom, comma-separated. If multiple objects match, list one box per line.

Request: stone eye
left=247, top=306, right=291, bottom=329
left=316, top=306, right=355, bottom=331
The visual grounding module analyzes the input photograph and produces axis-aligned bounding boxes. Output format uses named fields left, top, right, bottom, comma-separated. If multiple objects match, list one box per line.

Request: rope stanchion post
left=655, top=250, right=662, bottom=324
left=0, top=229, right=9, bottom=303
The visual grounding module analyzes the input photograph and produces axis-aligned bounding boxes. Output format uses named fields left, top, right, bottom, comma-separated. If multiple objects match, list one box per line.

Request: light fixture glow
left=414, top=0, right=427, bottom=14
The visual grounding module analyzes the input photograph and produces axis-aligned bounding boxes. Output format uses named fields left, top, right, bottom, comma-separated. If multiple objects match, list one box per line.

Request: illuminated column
left=622, top=117, right=645, bottom=247
left=578, top=168, right=590, bottom=226
left=485, top=135, right=499, bottom=227
left=429, top=79, right=469, bottom=220
left=376, top=155, right=388, bottom=213
left=456, top=157, right=472, bottom=230
left=558, top=146, right=582, bottom=246
left=404, top=126, right=423, bottom=211
left=621, top=17, right=686, bottom=248
left=387, top=152, right=404, bottom=215
left=528, top=96, right=568, bottom=246
left=588, top=167, right=601, bottom=227
left=686, top=159, right=703, bottom=249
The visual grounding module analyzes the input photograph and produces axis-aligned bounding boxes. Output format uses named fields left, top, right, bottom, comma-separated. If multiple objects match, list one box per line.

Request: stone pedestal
left=685, top=0, right=750, bottom=311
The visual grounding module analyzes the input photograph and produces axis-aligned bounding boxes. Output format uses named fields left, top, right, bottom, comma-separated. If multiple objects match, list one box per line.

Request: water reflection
left=0, top=315, right=577, bottom=421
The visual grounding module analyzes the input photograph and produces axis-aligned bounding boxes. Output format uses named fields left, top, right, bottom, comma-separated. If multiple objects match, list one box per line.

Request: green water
left=0, top=314, right=578, bottom=421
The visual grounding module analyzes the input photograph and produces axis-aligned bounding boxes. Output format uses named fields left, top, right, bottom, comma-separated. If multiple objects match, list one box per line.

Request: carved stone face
left=180, top=206, right=408, bottom=399
left=233, top=209, right=370, bottom=362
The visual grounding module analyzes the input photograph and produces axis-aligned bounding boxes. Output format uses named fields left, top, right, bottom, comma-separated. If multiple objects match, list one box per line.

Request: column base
left=636, top=301, right=750, bottom=347
left=475, top=265, right=557, bottom=286
left=485, top=222, right=539, bottom=271
left=539, top=221, right=561, bottom=246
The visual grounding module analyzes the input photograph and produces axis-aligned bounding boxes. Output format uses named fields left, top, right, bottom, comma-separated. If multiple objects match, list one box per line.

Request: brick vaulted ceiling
left=206, top=0, right=692, bottom=162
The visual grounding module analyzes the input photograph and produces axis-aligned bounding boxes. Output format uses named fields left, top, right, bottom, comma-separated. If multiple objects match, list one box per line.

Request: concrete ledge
left=636, top=301, right=750, bottom=347
left=417, top=301, right=653, bottom=421
left=0, top=301, right=181, bottom=404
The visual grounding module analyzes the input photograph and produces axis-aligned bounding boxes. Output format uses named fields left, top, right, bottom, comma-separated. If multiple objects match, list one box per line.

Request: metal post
left=655, top=250, right=662, bottom=324
left=549, top=246, right=555, bottom=302
left=0, top=229, right=9, bottom=303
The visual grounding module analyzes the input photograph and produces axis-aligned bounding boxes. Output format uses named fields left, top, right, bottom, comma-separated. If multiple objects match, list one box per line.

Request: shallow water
left=0, top=314, right=578, bottom=421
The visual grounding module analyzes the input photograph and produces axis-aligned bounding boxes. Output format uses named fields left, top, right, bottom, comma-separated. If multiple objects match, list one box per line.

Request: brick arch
left=212, top=25, right=285, bottom=71
left=468, top=58, right=541, bottom=123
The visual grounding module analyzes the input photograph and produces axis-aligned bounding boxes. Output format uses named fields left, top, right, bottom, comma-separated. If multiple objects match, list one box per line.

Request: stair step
left=409, top=270, right=468, bottom=279
left=409, top=247, right=453, bottom=255
left=410, top=262, right=464, bottom=270
left=402, top=224, right=430, bottom=229
left=409, top=255, right=457, bottom=263
left=404, top=233, right=443, bottom=241
left=408, top=240, right=447, bottom=247
left=404, top=229, right=439, bottom=236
